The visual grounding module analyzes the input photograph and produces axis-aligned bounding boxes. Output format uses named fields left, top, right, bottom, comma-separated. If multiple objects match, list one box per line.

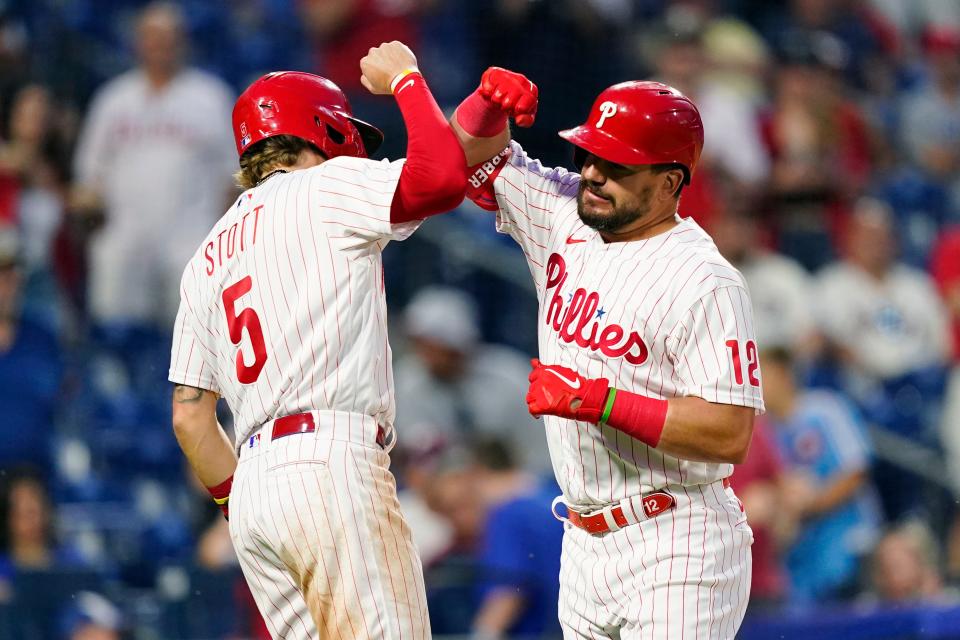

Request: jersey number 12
left=223, top=276, right=268, bottom=383
left=725, top=339, right=760, bottom=387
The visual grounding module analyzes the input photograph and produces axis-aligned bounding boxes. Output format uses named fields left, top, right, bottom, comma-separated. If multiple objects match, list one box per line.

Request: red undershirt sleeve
left=390, top=73, right=468, bottom=223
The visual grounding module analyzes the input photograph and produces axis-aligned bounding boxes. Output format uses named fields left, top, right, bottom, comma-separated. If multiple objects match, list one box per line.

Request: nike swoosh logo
left=397, top=78, right=415, bottom=93
left=544, top=368, right=581, bottom=390
left=566, top=236, right=587, bottom=244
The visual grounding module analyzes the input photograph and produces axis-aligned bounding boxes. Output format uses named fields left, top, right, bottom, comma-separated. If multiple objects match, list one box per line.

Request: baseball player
left=451, top=69, right=764, bottom=638
left=168, top=42, right=469, bottom=639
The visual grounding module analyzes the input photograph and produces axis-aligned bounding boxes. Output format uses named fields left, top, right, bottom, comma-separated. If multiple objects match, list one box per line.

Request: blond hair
left=235, top=135, right=316, bottom=190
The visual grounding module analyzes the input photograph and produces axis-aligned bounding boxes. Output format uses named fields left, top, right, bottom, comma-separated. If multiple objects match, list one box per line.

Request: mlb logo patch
left=248, top=432, right=261, bottom=449
left=239, top=122, right=251, bottom=147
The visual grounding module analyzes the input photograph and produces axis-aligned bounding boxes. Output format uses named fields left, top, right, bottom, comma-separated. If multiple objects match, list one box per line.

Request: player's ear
left=658, top=167, right=684, bottom=200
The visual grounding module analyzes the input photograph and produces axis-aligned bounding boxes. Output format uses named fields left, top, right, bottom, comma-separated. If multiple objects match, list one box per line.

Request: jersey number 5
left=725, top=339, right=760, bottom=387
left=223, top=276, right=268, bottom=384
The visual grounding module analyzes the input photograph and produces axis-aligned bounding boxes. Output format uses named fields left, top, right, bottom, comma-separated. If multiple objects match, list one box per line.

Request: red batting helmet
left=232, top=71, right=383, bottom=160
left=558, top=81, right=704, bottom=184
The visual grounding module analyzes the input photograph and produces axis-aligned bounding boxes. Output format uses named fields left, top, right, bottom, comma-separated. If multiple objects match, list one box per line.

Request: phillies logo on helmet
left=596, top=101, right=618, bottom=128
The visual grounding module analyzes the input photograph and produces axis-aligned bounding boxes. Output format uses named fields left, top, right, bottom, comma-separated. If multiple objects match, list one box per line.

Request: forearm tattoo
left=174, top=384, right=207, bottom=403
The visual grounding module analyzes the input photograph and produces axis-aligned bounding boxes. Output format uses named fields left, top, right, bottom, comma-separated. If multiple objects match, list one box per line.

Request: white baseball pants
left=229, top=411, right=430, bottom=639
left=558, top=480, right=752, bottom=639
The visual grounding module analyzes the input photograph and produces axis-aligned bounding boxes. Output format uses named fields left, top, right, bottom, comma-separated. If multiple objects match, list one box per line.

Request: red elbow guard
left=466, top=147, right=510, bottom=211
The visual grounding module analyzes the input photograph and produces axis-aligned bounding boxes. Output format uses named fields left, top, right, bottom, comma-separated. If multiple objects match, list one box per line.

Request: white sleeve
left=168, top=281, right=219, bottom=393
left=311, top=156, right=421, bottom=250
left=73, top=89, right=114, bottom=189
left=666, top=285, right=765, bottom=410
left=492, top=141, right=580, bottom=269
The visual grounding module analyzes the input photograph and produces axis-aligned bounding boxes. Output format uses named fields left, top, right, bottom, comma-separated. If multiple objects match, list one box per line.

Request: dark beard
left=576, top=183, right=650, bottom=233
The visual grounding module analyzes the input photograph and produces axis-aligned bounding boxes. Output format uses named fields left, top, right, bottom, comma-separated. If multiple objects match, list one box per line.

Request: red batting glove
left=479, top=67, right=538, bottom=128
left=526, top=359, right=610, bottom=423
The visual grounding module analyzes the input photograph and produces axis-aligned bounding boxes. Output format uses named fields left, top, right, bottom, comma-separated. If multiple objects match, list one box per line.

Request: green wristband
left=599, top=388, right=617, bottom=424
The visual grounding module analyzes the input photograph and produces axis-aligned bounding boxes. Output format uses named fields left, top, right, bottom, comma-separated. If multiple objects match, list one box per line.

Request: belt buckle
left=564, top=503, right=620, bottom=536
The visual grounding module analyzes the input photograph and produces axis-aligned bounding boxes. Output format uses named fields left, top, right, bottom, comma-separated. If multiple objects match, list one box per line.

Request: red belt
left=272, top=412, right=388, bottom=448
left=564, top=477, right=731, bottom=536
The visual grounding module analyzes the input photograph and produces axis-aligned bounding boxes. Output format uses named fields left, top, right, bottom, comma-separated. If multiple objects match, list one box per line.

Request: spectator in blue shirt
left=761, top=347, right=883, bottom=604
left=0, top=226, right=62, bottom=474
left=471, top=437, right=563, bottom=639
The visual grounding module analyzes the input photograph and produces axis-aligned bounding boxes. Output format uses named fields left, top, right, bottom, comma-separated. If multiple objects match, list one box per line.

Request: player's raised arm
left=360, top=41, right=469, bottom=223
left=450, top=66, right=538, bottom=165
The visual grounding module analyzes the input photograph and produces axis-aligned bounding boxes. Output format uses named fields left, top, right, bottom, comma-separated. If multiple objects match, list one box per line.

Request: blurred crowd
left=2, top=0, right=960, bottom=637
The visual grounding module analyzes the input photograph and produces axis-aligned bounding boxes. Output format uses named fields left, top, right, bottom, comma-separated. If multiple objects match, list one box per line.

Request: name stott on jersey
left=492, top=142, right=764, bottom=508
left=168, top=156, right=419, bottom=449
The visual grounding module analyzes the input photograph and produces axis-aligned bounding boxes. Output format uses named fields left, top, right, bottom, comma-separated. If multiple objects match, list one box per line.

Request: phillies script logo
left=545, top=253, right=649, bottom=364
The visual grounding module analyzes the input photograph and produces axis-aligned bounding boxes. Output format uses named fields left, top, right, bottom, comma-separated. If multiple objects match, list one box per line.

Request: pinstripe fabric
left=230, top=413, right=430, bottom=639
left=169, top=156, right=420, bottom=448
left=493, top=141, right=764, bottom=506
left=557, top=481, right=752, bottom=639
left=491, top=142, right=760, bottom=638
left=168, top=156, right=429, bottom=638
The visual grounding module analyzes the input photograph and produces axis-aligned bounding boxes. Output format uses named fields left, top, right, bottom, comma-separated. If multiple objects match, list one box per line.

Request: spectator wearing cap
left=697, top=17, right=773, bottom=188
left=0, top=226, right=63, bottom=474
left=647, top=12, right=772, bottom=192
left=761, top=347, right=883, bottom=604
left=394, top=286, right=550, bottom=475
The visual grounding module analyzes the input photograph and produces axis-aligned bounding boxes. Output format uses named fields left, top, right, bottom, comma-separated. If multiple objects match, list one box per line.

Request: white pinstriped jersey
left=493, top=142, right=764, bottom=508
left=168, top=156, right=419, bottom=449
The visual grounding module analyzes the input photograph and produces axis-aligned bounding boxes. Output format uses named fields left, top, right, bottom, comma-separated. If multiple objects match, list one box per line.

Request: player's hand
left=361, top=40, right=419, bottom=95
left=526, top=359, right=610, bottom=423
left=478, top=67, right=538, bottom=127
